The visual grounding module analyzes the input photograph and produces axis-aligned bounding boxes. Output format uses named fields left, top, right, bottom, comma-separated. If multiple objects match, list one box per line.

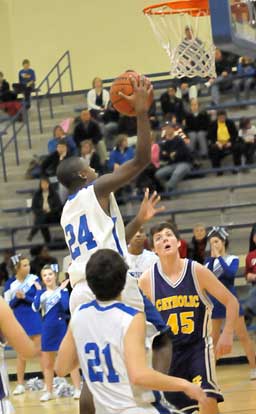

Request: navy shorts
left=164, top=337, right=223, bottom=413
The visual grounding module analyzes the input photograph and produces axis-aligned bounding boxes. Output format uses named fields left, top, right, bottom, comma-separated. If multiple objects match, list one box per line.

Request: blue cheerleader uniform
left=32, top=287, right=69, bottom=352
left=204, top=255, right=244, bottom=319
left=8, top=274, right=42, bottom=336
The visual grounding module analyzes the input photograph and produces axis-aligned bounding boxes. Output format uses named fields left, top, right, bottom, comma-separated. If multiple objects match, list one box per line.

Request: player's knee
left=200, top=396, right=218, bottom=414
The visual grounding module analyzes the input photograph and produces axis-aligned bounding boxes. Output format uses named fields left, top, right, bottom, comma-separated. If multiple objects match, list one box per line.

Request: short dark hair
left=169, top=84, right=177, bottom=92
left=86, top=249, right=128, bottom=301
left=217, top=109, right=227, bottom=117
left=56, top=156, right=84, bottom=189
left=57, top=139, right=68, bottom=147
left=149, top=221, right=180, bottom=246
left=22, top=59, right=30, bottom=65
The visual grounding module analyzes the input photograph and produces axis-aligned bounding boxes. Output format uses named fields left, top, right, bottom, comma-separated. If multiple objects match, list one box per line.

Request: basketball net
left=144, top=1, right=216, bottom=79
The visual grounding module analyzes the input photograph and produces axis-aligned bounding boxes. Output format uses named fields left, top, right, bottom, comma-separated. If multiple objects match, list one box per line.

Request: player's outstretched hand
left=118, top=75, right=153, bottom=115
left=215, top=331, right=233, bottom=359
left=184, top=383, right=207, bottom=406
left=137, top=188, right=165, bottom=224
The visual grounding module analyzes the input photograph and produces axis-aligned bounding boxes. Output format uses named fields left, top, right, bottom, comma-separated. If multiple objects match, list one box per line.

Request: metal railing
left=0, top=104, right=31, bottom=182
left=34, top=50, right=74, bottom=133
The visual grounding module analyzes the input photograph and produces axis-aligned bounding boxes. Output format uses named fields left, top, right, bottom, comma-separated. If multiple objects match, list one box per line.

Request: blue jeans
left=155, top=162, right=192, bottom=191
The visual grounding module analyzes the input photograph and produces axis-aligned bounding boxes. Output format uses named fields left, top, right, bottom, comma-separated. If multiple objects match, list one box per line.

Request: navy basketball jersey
left=151, top=259, right=212, bottom=347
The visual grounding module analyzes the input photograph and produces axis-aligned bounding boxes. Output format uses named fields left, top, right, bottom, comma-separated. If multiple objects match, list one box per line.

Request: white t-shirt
left=127, top=250, right=157, bottom=279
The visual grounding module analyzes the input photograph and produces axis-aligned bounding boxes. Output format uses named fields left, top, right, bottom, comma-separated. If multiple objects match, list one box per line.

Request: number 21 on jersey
left=65, top=214, right=97, bottom=260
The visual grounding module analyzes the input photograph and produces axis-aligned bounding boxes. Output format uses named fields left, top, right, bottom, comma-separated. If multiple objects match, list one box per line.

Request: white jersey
left=61, top=185, right=127, bottom=287
left=71, top=300, right=170, bottom=414
left=127, top=249, right=157, bottom=279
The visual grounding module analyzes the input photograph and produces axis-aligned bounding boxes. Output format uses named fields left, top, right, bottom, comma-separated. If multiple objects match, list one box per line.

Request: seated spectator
left=87, top=77, right=110, bottom=120
left=163, top=113, right=190, bottom=145
left=184, top=98, right=210, bottom=159
left=206, top=49, right=237, bottom=105
left=249, top=223, right=256, bottom=251
left=102, top=101, right=120, bottom=150
left=30, top=245, right=58, bottom=276
left=208, top=110, right=242, bottom=171
left=160, top=85, right=185, bottom=123
left=233, top=56, right=256, bottom=101
left=80, top=139, right=102, bottom=174
left=27, top=177, right=62, bottom=243
left=148, top=100, right=159, bottom=130
left=118, top=115, right=137, bottom=146
left=48, top=125, right=76, bottom=155
left=73, top=109, right=107, bottom=166
left=13, top=59, right=36, bottom=108
left=0, top=249, right=15, bottom=286
left=108, top=135, right=134, bottom=171
left=155, top=121, right=193, bottom=192
left=41, top=140, right=70, bottom=177
left=0, top=72, right=16, bottom=102
left=188, top=223, right=207, bottom=264
left=238, top=118, right=256, bottom=165
left=136, top=131, right=162, bottom=193
left=244, top=227, right=256, bottom=325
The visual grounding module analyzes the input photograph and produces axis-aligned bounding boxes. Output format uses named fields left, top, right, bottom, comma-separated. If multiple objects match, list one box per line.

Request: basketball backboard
left=209, top=0, right=256, bottom=57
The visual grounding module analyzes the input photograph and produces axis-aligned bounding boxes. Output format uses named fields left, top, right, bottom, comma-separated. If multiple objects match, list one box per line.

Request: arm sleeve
left=24, top=285, right=38, bottom=304
left=9, top=296, right=20, bottom=308
left=218, top=256, right=239, bottom=279
left=32, top=291, right=43, bottom=312
left=60, top=290, right=70, bottom=312
left=204, top=257, right=215, bottom=271
left=102, top=89, right=110, bottom=108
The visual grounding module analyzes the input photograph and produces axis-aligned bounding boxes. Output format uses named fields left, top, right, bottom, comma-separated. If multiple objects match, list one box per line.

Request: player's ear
left=177, top=240, right=181, bottom=248
left=78, top=172, right=87, bottom=180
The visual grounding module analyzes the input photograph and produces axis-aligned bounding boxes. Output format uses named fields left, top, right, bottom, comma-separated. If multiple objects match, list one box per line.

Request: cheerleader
left=0, top=297, right=37, bottom=413
left=33, top=265, right=81, bottom=402
left=5, top=255, right=42, bottom=395
left=205, top=227, right=256, bottom=380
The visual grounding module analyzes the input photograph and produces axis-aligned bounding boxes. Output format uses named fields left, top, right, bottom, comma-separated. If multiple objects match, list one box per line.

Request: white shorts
left=69, top=272, right=144, bottom=314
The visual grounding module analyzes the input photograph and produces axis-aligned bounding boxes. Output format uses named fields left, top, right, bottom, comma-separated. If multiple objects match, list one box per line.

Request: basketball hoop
left=143, top=0, right=216, bottom=79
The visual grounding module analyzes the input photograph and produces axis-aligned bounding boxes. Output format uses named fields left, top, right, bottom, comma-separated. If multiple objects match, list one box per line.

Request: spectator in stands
left=108, top=135, right=134, bottom=171
left=73, top=109, right=107, bottom=166
left=163, top=113, right=190, bottom=145
left=0, top=249, right=15, bottom=286
left=244, top=227, right=256, bottom=326
left=206, top=49, right=237, bottom=105
left=188, top=223, right=207, bottom=264
left=0, top=72, right=16, bottom=102
left=118, top=114, right=137, bottom=142
left=48, top=125, right=76, bottom=155
left=102, top=101, right=120, bottom=150
left=41, top=140, right=70, bottom=177
left=136, top=131, right=162, bottom=193
left=13, top=59, right=36, bottom=108
left=79, top=139, right=102, bottom=174
left=208, top=110, right=242, bottom=171
left=205, top=226, right=256, bottom=380
left=249, top=224, right=256, bottom=251
left=233, top=56, right=256, bottom=101
left=160, top=85, right=185, bottom=124
left=28, top=177, right=62, bottom=243
left=148, top=100, right=160, bottom=130
left=238, top=118, right=256, bottom=165
left=155, top=121, right=193, bottom=192
left=30, top=245, right=58, bottom=276
left=184, top=98, right=210, bottom=159
left=87, top=77, right=110, bottom=120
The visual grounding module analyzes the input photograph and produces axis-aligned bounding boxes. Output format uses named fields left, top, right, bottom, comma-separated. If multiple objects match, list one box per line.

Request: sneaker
left=13, top=384, right=25, bottom=395
left=73, top=388, right=81, bottom=400
left=250, top=368, right=256, bottom=380
left=40, top=392, right=53, bottom=402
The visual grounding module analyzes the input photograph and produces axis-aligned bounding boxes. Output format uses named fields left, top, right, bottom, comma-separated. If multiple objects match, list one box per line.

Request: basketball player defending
left=57, top=76, right=157, bottom=313
left=139, top=222, right=239, bottom=414
left=56, top=249, right=208, bottom=414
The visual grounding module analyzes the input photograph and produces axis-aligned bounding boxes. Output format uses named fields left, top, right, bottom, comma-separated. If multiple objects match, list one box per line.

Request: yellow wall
left=2, top=0, right=169, bottom=91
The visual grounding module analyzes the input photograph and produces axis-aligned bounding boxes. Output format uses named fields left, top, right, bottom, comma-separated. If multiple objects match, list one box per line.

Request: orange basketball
left=110, top=71, right=153, bottom=117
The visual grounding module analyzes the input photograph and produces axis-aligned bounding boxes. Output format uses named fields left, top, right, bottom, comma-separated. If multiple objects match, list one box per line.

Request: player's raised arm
left=94, top=76, right=152, bottom=200
left=195, top=262, right=239, bottom=358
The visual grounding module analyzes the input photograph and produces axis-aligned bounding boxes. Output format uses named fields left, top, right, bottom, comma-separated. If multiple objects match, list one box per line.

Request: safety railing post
left=12, top=122, right=20, bottom=166
left=0, top=133, right=7, bottom=182
left=57, top=64, right=64, bottom=105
